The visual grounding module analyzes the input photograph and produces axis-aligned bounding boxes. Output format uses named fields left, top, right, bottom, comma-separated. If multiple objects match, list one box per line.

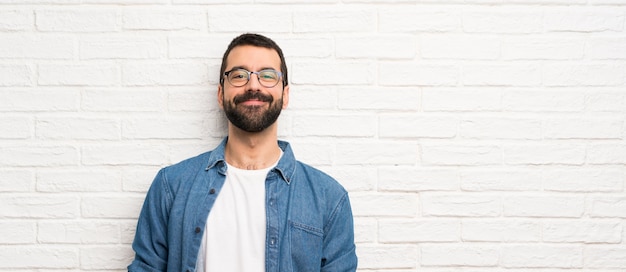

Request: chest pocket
left=289, top=221, right=323, bottom=271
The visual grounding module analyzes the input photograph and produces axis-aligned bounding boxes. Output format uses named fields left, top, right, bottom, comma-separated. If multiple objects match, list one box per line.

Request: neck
left=225, top=124, right=281, bottom=170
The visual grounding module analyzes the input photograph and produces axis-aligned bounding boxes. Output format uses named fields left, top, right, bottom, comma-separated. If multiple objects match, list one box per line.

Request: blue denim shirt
left=128, top=138, right=358, bottom=272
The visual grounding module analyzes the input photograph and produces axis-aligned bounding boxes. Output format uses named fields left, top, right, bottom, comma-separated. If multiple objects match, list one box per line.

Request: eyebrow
left=230, top=65, right=279, bottom=72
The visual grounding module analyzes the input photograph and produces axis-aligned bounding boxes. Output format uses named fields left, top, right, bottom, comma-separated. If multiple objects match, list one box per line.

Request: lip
left=239, top=99, right=267, bottom=106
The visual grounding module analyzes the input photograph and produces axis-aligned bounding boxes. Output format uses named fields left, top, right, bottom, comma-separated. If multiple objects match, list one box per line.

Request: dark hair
left=219, top=33, right=288, bottom=88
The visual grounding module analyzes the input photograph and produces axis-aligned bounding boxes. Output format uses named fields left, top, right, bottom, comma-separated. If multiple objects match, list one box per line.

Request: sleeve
left=321, top=192, right=358, bottom=272
left=128, top=169, right=173, bottom=272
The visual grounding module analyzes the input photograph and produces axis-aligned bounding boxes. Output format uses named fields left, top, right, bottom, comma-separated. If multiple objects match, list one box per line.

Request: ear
left=281, top=85, right=290, bottom=109
left=217, top=84, right=224, bottom=109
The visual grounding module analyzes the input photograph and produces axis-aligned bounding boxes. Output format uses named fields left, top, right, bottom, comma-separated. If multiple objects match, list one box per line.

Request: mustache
left=232, top=91, right=273, bottom=105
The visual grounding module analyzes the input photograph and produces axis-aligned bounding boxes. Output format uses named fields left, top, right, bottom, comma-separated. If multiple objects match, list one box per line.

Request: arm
left=128, top=169, right=172, bottom=272
left=321, top=193, right=358, bottom=272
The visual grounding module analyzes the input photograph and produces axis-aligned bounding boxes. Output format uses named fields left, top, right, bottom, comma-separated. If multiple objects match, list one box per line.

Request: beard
left=223, top=91, right=284, bottom=133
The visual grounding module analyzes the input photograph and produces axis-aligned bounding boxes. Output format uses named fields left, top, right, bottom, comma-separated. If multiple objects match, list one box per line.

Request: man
left=128, top=33, right=358, bottom=272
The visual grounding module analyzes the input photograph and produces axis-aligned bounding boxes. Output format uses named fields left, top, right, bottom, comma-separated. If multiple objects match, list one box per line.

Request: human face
left=218, top=45, right=289, bottom=133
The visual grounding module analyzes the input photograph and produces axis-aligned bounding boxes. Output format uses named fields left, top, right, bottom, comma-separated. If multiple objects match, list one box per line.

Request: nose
left=246, top=72, right=261, bottom=89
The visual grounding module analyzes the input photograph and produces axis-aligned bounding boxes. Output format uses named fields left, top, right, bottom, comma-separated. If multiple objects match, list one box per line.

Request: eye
left=229, top=70, right=248, bottom=80
left=259, top=70, right=278, bottom=80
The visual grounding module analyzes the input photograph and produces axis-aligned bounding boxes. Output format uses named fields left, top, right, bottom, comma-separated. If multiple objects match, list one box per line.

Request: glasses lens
left=258, top=70, right=279, bottom=87
left=227, top=69, right=249, bottom=86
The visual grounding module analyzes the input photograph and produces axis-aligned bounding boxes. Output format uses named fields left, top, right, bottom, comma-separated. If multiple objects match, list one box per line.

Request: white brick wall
left=1, top=1, right=625, bottom=271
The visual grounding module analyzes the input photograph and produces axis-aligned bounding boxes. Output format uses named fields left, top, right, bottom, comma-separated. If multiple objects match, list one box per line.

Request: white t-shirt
left=196, top=157, right=280, bottom=272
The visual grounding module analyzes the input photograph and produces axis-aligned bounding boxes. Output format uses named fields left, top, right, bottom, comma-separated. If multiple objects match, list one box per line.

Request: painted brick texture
left=1, top=1, right=625, bottom=271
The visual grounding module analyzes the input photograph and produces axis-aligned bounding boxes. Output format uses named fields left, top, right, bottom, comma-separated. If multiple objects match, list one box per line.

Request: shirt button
left=195, top=227, right=201, bottom=233
left=209, top=188, right=215, bottom=194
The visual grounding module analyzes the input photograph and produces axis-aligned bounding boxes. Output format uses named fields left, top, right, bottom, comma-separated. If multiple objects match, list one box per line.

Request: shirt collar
left=205, top=137, right=296, bottom=185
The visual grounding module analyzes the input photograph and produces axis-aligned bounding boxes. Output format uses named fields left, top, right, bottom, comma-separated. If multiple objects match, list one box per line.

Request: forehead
left=225, top=45, right=282, bottom=70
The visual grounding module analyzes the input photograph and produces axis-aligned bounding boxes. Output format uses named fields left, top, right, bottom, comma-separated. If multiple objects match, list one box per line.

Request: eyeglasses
left=223, top=68, right=283, bottom=88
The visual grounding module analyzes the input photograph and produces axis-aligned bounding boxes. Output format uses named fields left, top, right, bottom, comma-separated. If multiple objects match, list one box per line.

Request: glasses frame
left=223, top=68, right=284, bottom=88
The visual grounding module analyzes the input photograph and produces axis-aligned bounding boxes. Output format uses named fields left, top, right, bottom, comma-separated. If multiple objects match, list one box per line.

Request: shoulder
left=294, top=161, right=348, bottom=197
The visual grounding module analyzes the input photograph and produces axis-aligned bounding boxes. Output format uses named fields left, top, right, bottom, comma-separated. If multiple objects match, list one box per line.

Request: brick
left=0, top=146, right=78, bottom=167
left=503, top=89, right=585, bottom=112
left=350, top=193, right=417, bottom=217
left=0, top=9, right=34, bottom=31
left=379, top=7, right=459, bottom=32
left=120, top=220, right=137, bottom=243
left=81, top=89, right=163, bottom=112
left=38, top=221, right=120, bottom=243
left=544, top=63, right=624, bottom=86
left=462, top=219, right=540, bottom=242
left=460, top=169, right=542, bottom=191
left=36, top=9, right=118, bottom=32
left=545, top=9, right=624, bottom=32
left=590, top=196, right=626, bottom=218
left=293, top=114, right=375, bottom=137
left=0, top=221, right=36, bottom=244
left=356, top=245, right=418, bottom=269
left=462, top=64, right=542, bottom=86
left=588, top=144, right=626, bottom=164
left=36, top=117, right=120, bottom=140
left=36, top=170, right=122, bottom=192
left=462, top=10, right=542, bottom=33
left=0, top=89, right=78, bottom=112
left=380, top=62, right=458, bottom=86
left=379, top=219, right=460, bottom=242
left=421, top=245, right=499, bottom=266
left=422, top=88, right=501, bottom=112
left=81, top=196, right=144, bottom=218
left=0, top=195, right=79, bottom=218
left=420, top=34, right=500, bottom=60
left=122, top=62, right=209, bottom=86
left=421, top=144, right=501, bottom=166
left=38, top=63, right=119, bottom=86
left=379, top=167, right=458, bottom=192
left=503, top=195, right=585, bottom=218
left=168, top=34, right=231, bottom=59
left=543, top=220, right=622, bottom=243
left=544, top=116, right=623, bottom=139
left=323, top=166, right=376, bottom=192
left=543, top=168, right=623, bottom=193
left=81, top=144, right=168, bottom=166
left=501, top=245, right=582, bottom=268
left=291, top=61, right=375, bottom=85
left=289, top=86, right=336, bottom=110
left=0, top=170, right=33, bottom=192
left=275, top=36, right=333, bottom=58
left=0, top=34, right=74, bottom=59
left=379, top=114, right=458, bottom=139
left=336, top=35, right=416, bottom=59
left=585, top=246, right=626, bottom=268
left=0, top=64, right=33, bottom=86
left=83, top=0, right=167, bottom=3
left=121, top=167, right=160, bottom=192
left=0, top=116, right=32, bottom=139
left=122, top=116, right=209, bottom=139
left=353, top=218, right=376, bottom=243
left=422, top=193, right=501, bottom=217
left=502, top=36, right=585, bottom=60
left=0, top=247, right=78, bottom=269
left=337, top=87, right=419, bottom=111
left=209, top=8, right=291, bottom=33
left=289, top=142, right=334, bottom=166
left=80, top=246, right=134, bottom=270
left=168, top=89, right=217, bottom=112
left=294, top=9, right=375, bottom=33
left=336, top=141, right=418, bottom=165
left=123, top=8, right=205, bottom=30
left=586, top=90, right=626, bottom=112
left=503, top=144, right=586, bottom=165
left=80, top=34, right=165, bottom=59
left=460, top=117, right=542, bottom=139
